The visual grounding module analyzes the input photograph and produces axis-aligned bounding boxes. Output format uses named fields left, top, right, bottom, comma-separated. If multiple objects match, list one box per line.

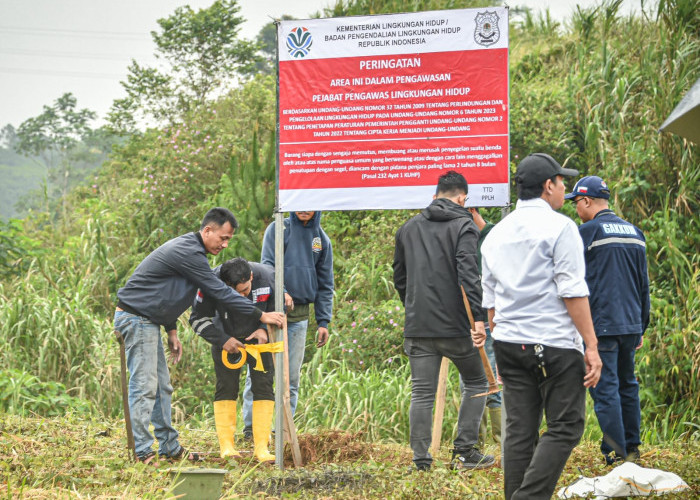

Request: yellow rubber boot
left=214, top=400, right=240, bottom=459
left=252, top=400, right=275, bottom=463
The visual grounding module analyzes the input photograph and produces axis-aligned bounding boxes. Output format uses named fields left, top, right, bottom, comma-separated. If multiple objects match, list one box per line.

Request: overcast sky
left=0, top=0, right=640, bottom=129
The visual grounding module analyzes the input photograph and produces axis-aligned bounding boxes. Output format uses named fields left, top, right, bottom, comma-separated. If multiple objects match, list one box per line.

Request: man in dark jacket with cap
left=393, top=170, right=493, bottom=471
left=480, top=155, right=602, bottom=499
left=567, top=176, right=649, bottom=465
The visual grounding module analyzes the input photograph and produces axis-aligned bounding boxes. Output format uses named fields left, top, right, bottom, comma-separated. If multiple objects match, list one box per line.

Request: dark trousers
left=212, top=344, right=274, bottom=402
left=494, top=340, right=586, bottom=500
left=404, top=336, right=487, bottom=467
left=589, top=334, right=641, bottom=458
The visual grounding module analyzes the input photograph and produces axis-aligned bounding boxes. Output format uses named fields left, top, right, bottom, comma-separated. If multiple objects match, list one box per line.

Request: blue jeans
left=404, top=336, right=487, bottom=468
left=243, top=319, right=309, bottom=429
left=589, top=334, right=642, bottom=459
left=114, top=311, right=180, bottom=458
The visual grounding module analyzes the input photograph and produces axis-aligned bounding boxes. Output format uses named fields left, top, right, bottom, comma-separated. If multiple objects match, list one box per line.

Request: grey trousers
left=404, top=336, right=487, bottom=467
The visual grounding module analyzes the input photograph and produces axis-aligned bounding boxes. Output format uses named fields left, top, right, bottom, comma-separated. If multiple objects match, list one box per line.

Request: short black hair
left=220, top=257, right=251, bottom=287
left=517, top=174, right=559, bottom=200
left=436, top=170, right=468, bottom=197
left=200, top=207, right=238, bottom=231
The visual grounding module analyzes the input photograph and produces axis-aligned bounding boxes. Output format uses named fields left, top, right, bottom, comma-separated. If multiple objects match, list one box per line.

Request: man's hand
left=222, top=337, right=245, bottom=354
left=471, top=321, right=486, bottom=348
left=636, top=337, right=644, bottom=350
left=167, top=330, right=182, bottom=364
left=284, top=293, right=294, bottom=310
left=583, top=346, right=603, bottom=388
left=246, top=328, right=269, bottom=345
left=316, top=327, right=329, bottom=348
left=260, top=311, right=284, bottom=327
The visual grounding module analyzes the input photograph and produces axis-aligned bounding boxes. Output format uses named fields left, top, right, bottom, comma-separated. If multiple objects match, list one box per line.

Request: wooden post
left=430, top=357, right=450, bottom=456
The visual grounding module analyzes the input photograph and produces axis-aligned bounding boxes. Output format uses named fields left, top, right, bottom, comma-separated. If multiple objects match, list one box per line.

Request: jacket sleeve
left=189, top=291, right=230, bottom=348
left=260, top=222, right=275, bottom=267
left=456, top=221, right=487, bottom=322
left=314, top=234, right=334, bottom=328
left=393, top=226, right=407, bottom=305
left=177, top=250, right=262, bottom=321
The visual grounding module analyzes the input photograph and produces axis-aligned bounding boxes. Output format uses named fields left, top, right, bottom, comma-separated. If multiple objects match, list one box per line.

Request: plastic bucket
left=167, top=467, right=227, bottom=499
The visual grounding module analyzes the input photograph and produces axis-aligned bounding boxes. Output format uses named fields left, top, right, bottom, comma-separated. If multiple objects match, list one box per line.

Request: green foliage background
left=0, top=0, right=697, bottom=448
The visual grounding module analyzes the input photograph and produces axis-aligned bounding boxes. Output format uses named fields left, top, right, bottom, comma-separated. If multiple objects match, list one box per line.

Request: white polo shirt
left=481, top=197, right=589, bottom=352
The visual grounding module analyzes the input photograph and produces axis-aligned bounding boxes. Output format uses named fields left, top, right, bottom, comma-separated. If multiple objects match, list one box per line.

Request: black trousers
left=212, top=344, right=274, bottom=402
left=494, top=340, right=586, bottom=500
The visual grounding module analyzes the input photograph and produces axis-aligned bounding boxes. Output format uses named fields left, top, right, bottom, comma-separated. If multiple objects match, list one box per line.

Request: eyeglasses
left=571, top=196, right=589, bottom=205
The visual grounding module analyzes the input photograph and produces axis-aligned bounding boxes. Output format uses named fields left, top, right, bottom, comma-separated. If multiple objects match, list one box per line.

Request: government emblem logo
left=287, top=27, right=313, bottom=58
left=474, top=12, right=500, bottom=47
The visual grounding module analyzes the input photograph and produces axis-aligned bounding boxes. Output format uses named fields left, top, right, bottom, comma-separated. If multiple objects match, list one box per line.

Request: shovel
left=460, top=285, right=500, bottom=398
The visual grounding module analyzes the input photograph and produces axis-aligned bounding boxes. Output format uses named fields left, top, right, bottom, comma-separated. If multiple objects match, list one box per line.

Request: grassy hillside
left=1, top=414, right=698, bottom=498
left=0, top=1, right=697, bottom=497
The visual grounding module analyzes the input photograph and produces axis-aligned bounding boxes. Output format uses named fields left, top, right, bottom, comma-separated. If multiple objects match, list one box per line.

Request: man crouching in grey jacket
left=114, top=207, right=284, bottom=464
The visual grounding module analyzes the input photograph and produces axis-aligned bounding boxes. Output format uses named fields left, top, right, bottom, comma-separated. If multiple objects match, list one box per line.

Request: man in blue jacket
left=567, top=176, right=650, bottom=465
left=114, top=207, right=284, bottom=464
left=242, top=211, right=334, bottom=438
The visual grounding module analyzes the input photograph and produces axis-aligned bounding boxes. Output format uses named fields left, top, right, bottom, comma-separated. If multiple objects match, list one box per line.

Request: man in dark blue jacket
left=114, top=208, right=284, bottom=464
left=567, top=176, right=650, bottom=465
left=242, top=211, right=334, bottom=438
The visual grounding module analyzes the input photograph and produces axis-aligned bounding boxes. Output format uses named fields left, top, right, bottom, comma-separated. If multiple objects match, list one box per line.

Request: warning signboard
left=278, top=8, right=509, bottom=210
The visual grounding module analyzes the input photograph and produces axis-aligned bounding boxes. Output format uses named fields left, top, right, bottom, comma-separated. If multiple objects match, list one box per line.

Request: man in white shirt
left=479, top=153, right=602, bottom=500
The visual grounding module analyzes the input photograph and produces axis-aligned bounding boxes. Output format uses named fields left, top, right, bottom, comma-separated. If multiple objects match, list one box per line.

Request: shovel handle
left=460, top=285, right=499, bottom=391
left=114, top=330, right=137, bottom=462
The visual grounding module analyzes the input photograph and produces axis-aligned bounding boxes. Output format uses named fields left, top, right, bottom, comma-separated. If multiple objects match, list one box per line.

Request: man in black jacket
left=114, top=207, right=284, bottom=464
left=393, top=171, right=493, bottom=471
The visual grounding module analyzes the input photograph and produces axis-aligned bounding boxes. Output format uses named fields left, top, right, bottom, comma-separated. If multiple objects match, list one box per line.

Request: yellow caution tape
left=221, top=349, right=247, bottom=370
left=220, top=341, right=284, bottom=372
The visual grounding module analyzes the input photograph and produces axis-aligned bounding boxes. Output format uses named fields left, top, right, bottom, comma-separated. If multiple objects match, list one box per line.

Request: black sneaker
left=242, top=427, right=253, bottom=442
left=450, top=448, right=495, bottom=470
left=625, top=447, right=640, bottom=463
left=408, top=462, right=431, bottom=473
left=605, top=452, right=624, bottom=466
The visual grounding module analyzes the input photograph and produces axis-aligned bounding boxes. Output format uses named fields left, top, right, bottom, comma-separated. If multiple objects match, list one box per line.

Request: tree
left=253, top=15, right=297, bottom=75
left=0, top=124, right=18, bottom=149
left=14, top=94, right=112, bottom=217
left=108, top=0, right=259, bottom=132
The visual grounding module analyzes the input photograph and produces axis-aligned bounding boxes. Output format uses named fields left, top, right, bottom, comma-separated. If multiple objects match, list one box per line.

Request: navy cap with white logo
left=565, top=175, right=610, bottom=200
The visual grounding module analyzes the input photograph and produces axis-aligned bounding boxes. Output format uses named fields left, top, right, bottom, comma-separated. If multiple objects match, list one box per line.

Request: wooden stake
left=430, top=357, right=450, bottom=456
left=114, top=331, right=136, bottom=462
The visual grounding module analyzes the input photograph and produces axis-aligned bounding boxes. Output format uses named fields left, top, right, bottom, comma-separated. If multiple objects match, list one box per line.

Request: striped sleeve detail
left=191, top=317, right=214, bottom=336
left=588, top=237, right=646, bottom=251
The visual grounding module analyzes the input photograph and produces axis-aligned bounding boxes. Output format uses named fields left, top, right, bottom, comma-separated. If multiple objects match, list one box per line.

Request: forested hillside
left=0, top=0, right=697, bottom=497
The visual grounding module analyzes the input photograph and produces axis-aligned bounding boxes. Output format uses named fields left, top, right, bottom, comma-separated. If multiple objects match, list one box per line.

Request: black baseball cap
left=514, top=153, right=579, bottom=187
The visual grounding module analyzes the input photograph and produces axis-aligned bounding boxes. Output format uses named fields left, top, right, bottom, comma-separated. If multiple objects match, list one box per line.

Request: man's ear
left=544, top=178, right=554, bottom=195
left=249, top=271, right=253, bottom=280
